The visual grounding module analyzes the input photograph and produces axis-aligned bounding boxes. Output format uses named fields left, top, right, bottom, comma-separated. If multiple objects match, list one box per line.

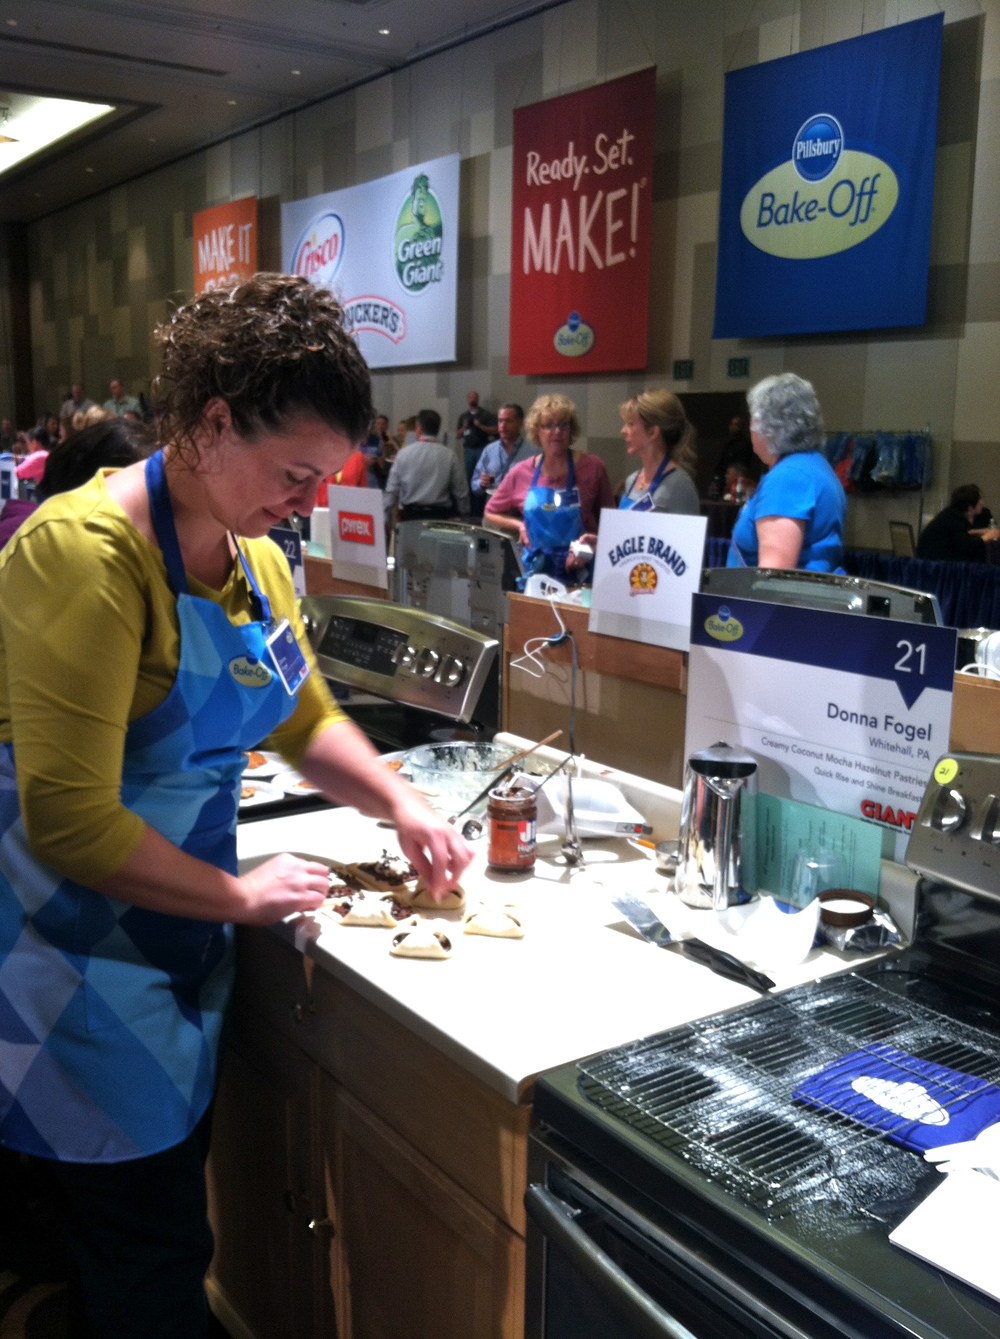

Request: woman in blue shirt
left=728, top=372, right=846, bottom=571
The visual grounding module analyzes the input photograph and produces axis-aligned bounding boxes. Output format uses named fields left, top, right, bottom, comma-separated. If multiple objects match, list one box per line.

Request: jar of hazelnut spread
left=487, top=786, right=537, bottom=873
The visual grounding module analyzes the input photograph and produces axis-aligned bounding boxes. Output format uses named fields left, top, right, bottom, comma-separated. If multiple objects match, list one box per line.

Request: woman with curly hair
left=0, top=275, right=471, bottom=1337
left=485, top=392, right=614, bottom=581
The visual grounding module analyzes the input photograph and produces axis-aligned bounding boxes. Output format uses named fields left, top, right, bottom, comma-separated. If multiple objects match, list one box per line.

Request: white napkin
left=889, top=1169, right=1000, bottom=1301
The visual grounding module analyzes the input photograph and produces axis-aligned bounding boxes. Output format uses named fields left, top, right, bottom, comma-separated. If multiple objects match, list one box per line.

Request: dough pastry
left=244, top=751, right=267, bottom=770
left=406, top=878, right=466, bottom=910
left=339, top=896, right=398, bottom=929
left=328, top=851, right=418, bottom=894
left=240, top=784, right=257, bottom=800
left=463, top=908, right=524, bottom=939
left=390, top=921, right=453, bottom=960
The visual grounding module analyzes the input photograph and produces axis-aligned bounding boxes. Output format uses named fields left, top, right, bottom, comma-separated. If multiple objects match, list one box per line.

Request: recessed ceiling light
left=226, top=99, right=237, bottom=106
left=0, top=94, right=115, bottom=179
left=6, top=18, right=17, bottom=25
left=85, top=166, right=94, bottom=172
left=34, top=191, right=40, bottom=197
left=378, top=28, right=390, bottom=36
left=147, top=136, right=157, bottom=143
left=291, top=69, right=301, bottom=76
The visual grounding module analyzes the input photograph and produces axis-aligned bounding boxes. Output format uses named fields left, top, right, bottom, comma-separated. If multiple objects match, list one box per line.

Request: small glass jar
left=487, top=786, right=537, bottom=873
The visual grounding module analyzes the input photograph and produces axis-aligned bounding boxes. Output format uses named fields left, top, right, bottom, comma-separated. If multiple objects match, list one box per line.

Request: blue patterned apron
left=521, top=452, right=584, bottom=583
left=0, top=451, right=299, bottom=1162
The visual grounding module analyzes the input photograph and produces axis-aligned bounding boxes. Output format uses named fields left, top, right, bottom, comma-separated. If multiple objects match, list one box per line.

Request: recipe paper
left=754, top=792, right=883, bottom=899
left=889, top=1170, right=1000, bottom=1303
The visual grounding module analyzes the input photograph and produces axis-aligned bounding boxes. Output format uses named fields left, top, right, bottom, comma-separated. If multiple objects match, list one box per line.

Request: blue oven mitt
left=793, top=1042, right=1000, bottom=1153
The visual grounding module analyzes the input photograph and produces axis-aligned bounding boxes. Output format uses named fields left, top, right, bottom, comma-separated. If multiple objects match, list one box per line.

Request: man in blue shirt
left=471, top=404, right=534, bottom=516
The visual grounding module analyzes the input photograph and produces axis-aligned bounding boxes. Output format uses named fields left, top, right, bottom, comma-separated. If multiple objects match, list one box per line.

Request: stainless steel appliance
left=392, top=519, right=523, bottom=639
left=678, top=743, right=757, bottom=911
left=299, top=594, right=499, bottom=750
left=527, top=758, right=1000, bottom=1338
left=702, top=567, right=943, bottom=626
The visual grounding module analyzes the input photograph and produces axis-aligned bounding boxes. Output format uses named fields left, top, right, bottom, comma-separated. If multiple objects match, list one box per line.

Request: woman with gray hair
left=727, top=372, right=846, bottom=571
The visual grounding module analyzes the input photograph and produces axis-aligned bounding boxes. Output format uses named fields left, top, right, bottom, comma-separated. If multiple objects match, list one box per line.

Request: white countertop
left=237, top=807, right=877, bottom=1105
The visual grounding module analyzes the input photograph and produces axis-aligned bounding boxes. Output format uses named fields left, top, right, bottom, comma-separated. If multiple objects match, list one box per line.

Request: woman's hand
left=389, top=794, right=474, bottom=901
left=236, top=853, right=330, bottom=925
left=517, top=521, right=529, bottom=547
left=565, top=531, right=597, bottom=570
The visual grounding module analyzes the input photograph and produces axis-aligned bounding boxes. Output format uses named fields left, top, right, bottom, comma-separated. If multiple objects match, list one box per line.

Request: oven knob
left=435, top=655, right=466, bottom=687
left=416, top=648, right=441, bottom=678
left=971, top=794, right=1000, bottom=845
left=930, top=787, right=968, bottom=834
left=392, top=642, right=418, bottom=670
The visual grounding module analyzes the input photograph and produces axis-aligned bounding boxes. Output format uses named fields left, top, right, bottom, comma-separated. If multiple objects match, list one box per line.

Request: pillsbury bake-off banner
left=509, top=67, right=655, bottom=375
left=713, top=15, right=942, bottom=338
left=281, top=154, right=459, bottom=369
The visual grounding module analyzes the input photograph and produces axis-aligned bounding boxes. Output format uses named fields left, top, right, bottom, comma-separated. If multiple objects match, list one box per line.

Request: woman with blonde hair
left=618, top=390, right=700, bottom=514
left=485, top=392, right=614, bottom=580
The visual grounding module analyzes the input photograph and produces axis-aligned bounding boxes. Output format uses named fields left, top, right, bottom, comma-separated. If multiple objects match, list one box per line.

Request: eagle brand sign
left=510, top=67, right=656, bottom=375
left=282, top=155, right=459, bottom=369
left=714, top=15, right=942, bottom=338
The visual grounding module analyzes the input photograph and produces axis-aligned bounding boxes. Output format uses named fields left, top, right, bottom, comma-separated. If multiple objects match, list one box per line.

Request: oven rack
left=577, top=973, right=1000, bottom=1216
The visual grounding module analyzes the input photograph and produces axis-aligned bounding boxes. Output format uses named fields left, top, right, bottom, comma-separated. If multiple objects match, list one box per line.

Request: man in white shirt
left=60, top=384, right=95, bottom=420
left=384, top=409, right=470, bottom=523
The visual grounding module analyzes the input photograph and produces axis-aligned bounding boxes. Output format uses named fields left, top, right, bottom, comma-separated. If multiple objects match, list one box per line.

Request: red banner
left=509, top=68, right=655, bottom=375
left=192, top=196, right=258, bottom=294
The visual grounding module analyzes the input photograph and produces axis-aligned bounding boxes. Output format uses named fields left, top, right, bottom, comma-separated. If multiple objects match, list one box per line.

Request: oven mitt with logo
left=793, top=1042, right=1000, bottom=1153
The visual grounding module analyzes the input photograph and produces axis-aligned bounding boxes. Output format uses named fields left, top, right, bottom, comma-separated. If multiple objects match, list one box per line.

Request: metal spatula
left=612, top=891, right=774, bottom=993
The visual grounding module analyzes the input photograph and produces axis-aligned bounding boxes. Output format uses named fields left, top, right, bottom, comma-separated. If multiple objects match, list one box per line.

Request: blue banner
left=713, top=15, right=942, bottom=339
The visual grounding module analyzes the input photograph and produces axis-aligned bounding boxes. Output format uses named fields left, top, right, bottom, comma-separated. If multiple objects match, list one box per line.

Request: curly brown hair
left=153, top=274, right=372, bottom=458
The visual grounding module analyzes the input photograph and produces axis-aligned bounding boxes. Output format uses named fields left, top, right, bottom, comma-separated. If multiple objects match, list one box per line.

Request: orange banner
left=192, top=196, right=258, bottom=294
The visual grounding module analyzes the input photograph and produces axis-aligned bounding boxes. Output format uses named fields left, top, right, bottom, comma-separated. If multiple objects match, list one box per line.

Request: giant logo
left=394, top=173, right=444, bottom=294
left=740, top=116, right=898, bottom=259
left=290, top=212, right=345, bottom=288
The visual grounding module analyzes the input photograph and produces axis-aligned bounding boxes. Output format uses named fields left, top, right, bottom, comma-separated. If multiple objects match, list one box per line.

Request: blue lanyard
left=643, top=454, right=672, bottom=497
left=145, top=451, right=274, bottom=625
left=530, top=450, right=576, bottom=495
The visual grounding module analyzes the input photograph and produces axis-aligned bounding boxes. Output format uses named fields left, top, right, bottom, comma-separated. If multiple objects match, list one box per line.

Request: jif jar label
left=487, top=786, right=537, bottom=873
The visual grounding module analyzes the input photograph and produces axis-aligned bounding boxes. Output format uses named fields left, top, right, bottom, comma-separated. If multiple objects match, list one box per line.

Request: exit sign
left=727, top=357, right=750, bottom=378
left=673, top=359, right=694, bottom=381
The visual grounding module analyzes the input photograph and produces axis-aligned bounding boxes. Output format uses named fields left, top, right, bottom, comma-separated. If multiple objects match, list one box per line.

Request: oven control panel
left=907, top=752, right=1000, bottom=903
left=300, top=595, right=498, bottom=723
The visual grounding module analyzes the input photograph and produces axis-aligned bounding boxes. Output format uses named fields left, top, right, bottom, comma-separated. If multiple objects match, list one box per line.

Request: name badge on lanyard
left=265, top=619, right=311, bottom=697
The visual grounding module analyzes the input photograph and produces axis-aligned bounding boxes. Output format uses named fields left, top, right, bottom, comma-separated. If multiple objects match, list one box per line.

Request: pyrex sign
left=510, top=67, right=656, bottom=376
left=714, top=15, right=942, bottom=339
left=338, top=511, right=375, bottom=545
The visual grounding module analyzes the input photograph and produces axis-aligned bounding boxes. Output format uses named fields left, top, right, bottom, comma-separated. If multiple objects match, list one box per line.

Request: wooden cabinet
left=208, top=929, right=529, bottom=1339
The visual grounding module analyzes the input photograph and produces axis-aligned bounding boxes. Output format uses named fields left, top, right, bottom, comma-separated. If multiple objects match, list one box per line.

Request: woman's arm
left=297, top=719, right=473, bottom=898
left=755, top=514, right=806, bottom=568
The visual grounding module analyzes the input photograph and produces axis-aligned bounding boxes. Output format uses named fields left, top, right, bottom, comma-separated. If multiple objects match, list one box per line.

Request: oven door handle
left=525, top=1183, right=701, bottom=1339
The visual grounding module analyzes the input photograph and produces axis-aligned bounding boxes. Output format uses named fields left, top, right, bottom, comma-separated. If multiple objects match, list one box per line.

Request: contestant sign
left=281, top=155, right=459, bottom=369
left=588, top=509, right=707, bottom=651
left=268, top=525, right=305, bottom=597
left=685, top=594, right=956, bottom=838
left=509, top=67, right=655, bottom=375
left=713, top=15, right=942, bottom=337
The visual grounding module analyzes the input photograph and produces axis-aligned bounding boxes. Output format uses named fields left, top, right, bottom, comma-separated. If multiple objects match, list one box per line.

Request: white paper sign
left=328, top=485, right=387, bottom=589
left=281, top=154, right=459, bottom=369
left=685, top=594, right=956, bottom=850
left=588, top=509, right=708, bottom=650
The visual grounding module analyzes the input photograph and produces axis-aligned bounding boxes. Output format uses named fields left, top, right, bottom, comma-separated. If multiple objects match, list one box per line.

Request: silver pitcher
left=678, top=742, right=757, bottom=910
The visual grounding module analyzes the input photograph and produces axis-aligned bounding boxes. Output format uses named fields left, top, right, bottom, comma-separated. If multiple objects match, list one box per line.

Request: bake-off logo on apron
left=554, top=310, right=595, bottom=358
left=704, top=605, right=744, bottom=642
left=394, top=173, right=444, bottom=294
left=229, top=654, right=273, bottom=688
left=289, top=212, right=345, bottom=287
left=740, top=112, right=898, bottom=259
left=628, top=561, right=657, bottom=596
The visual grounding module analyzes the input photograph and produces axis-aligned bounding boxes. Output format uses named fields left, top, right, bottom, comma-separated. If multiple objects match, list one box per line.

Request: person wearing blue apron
left=617, top=391, right=701, bottom=516
left=619, top=453, right=673, bottom=512
left=522, top=450, right=586, bottom=582
left=0, top=275, right=471, bottom=1337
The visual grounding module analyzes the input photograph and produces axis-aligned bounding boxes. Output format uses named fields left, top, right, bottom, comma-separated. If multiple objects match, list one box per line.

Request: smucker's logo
left=554, top=310, right=595, bottom=358
left=394, top=173, right=444, bottom=294
left=229, top=655, right=273, bottom=688
left=704, top=605, right=744, bottom=642
left=628, top=562, right=657, bottom=596
left=740, top=113, right=898, bottom=259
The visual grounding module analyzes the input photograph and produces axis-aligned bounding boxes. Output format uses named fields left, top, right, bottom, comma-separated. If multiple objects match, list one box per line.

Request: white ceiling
left=0, top=0, right=564, bottom=222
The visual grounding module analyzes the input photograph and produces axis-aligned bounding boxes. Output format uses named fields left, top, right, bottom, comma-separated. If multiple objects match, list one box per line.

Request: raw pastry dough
left=390, top=921, right=453, bottom=959
left=327, top=851, right=418, bottom=895
left=406, top=878, right=466, bottom=910
left=339, top=896, right=399, bottom=928
left=463, top=908, right=524, bottom=939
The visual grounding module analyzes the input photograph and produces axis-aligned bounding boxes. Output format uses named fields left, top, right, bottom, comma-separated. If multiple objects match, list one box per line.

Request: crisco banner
left=713, top=15, right=942, bottom=338
left=281, top=154, right=458, bottom=369
left=509, top=67, right=655, bottom=375
left=192, top=196, right=257, bottom=294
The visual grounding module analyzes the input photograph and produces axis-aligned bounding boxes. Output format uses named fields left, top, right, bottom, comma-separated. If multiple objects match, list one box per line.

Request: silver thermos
left=678, top=742, right=757, bottom=911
